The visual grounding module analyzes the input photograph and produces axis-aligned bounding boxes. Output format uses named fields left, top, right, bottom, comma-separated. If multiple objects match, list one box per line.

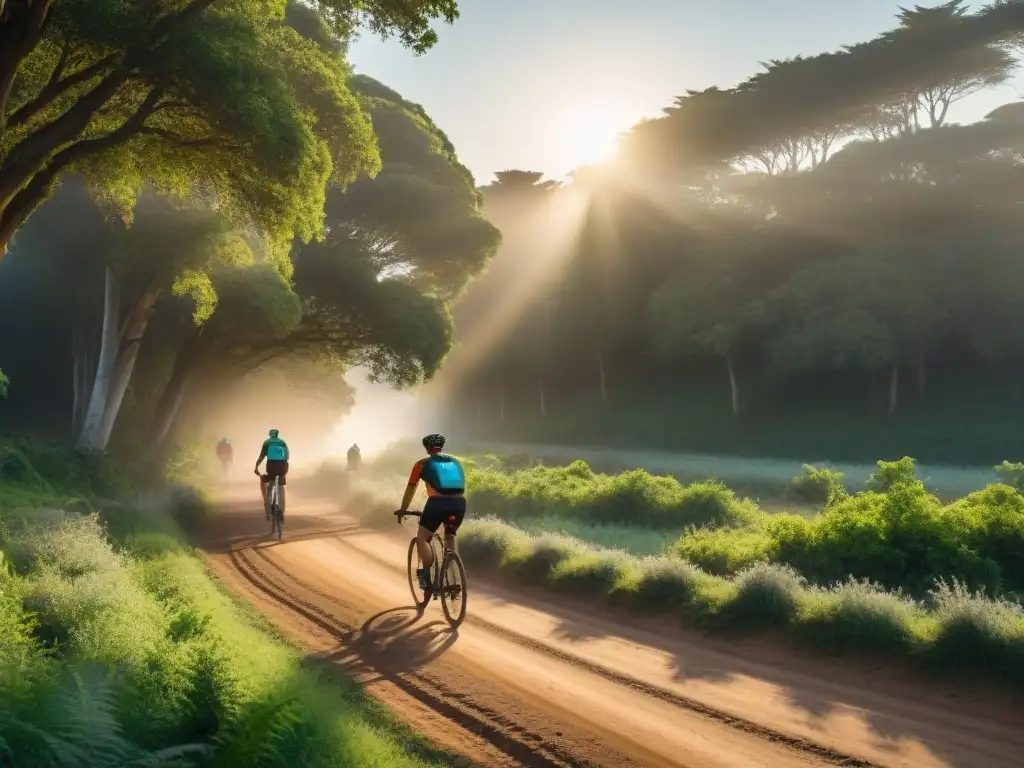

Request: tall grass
left=0, top=442, right=453, bottom=768
left=457, top=455, right=1024, bottom=599
left=458, top=516, right=1024, bottom=689
left=465, top=459, right=759, bottom=530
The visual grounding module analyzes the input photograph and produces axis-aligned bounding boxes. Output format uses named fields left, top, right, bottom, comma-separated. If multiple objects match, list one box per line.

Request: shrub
left=794, top=580, right=922, bottom=655
left=993, top=461, right=1024, bottom=491
left=466, top=461, right=757, bottom=531
left=671, top=525, right=777, bottom=576
left=628, top=557, right=708, bottom=613
left=550, top=549, right=639, bottom=595
left=864, top=456, right=918, bottom=492
left=787, top=465, right=848, bottom=508
left=923, top=579, right=1024, bottom=685
left=720, top=563, right=805, bottom=628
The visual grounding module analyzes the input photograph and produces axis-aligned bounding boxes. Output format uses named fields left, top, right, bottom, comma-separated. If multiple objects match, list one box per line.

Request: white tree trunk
left=724, top=355, right=739, bottom=419
left=888, top=362, right=899, bottom=415
left=596, top=345, right=608, bottom=403
left=96, top=287, right=161, bottom=449
left=76, top=266, right=120, bottom=451
left=151, top=377, right=188, bottom=449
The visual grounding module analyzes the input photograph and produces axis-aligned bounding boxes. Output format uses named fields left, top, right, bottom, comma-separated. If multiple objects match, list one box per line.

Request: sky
left=349, top=0, right=1024, bottom=185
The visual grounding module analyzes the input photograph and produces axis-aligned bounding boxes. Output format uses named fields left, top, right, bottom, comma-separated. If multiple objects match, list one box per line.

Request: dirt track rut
left=201, top=493, right=1024, bottom=767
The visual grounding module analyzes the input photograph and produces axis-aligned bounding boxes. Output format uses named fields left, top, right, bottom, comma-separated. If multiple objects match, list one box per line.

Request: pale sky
left=349, top=0, right=1024, bottom=185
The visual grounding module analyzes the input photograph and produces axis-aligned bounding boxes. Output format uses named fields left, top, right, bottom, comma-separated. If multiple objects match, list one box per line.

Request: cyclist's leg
left=418, top=500, right=444, bottom=588
left=277, top=464, right=288, bottom=517
left=443, top=498, right=467, bottom=553
left=259, top=473, right=270, bottom=517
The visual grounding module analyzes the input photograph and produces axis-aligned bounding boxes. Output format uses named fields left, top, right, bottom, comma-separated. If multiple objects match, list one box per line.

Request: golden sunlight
left=551, top=101, right=630, bottom=169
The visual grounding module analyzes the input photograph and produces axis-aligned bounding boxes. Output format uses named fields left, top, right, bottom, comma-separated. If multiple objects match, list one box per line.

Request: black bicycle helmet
left=422, top=433, right=446, bottom=450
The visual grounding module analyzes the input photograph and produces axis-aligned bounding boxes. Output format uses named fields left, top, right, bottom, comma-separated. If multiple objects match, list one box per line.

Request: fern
left=0, top=668, right=209, bottom=768
left=212, top=694, right=303, bottom=767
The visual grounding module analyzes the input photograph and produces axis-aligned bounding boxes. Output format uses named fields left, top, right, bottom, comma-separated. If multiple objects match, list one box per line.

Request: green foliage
left=469, top=456, right=1024, bottom=599
left=994, top=460, right=1024, bottom=491
left=440, top=3, right=1024, bottom=466
left=459, top=517, right=1024, bottom=690
left=0, top=453, right=456, bottom=768
left=0, top=371, right=8, bottom=398
left=466, top=461, right=758, bottom=530
left=787, top=465, right=849, bottom=508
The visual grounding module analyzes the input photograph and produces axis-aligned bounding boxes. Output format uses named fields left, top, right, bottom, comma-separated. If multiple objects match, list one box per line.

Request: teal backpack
left=421, top=454, right=465, bottom=493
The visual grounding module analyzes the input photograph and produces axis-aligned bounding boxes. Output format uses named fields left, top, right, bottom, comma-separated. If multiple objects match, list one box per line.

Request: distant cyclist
left=254, top=429, right=289, bottom=520
left=394, top=434, right=466, bottom=590
left=216, top=436, right=233, bottom=475
left=346, top=443, right=362, bottom=472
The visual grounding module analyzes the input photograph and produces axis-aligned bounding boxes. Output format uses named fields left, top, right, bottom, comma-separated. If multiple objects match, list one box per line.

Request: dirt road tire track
left=202, top=499, right=1024, bottom=767
left=226, top=546, right=594, bottom=767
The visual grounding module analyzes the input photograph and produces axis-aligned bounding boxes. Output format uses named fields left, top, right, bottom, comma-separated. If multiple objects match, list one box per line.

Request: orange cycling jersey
left=408, top=458, right=443, bottom=497
left=407, top=454, right=466, bottom=497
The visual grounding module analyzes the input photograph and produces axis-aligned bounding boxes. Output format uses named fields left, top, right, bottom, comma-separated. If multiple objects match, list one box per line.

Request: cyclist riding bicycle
left=395, top=434, right=466, bottom=590
left=254, top=429, right=289, bottom=520
left=216, top=436, right=233, bottom=471
left=346, top=443, right=361, bottom=473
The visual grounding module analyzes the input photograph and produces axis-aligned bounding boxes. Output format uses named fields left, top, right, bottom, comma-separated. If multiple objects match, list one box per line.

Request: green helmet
left=268, top=429, right=279, bottom=438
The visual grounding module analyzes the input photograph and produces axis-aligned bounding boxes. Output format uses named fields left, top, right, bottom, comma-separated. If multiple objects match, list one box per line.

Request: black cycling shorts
left=261, top=460, right=288, bottom=486
left=420, top=495, right=466, bottom=534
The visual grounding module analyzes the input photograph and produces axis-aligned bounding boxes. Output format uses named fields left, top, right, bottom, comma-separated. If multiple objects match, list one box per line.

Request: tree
left=648, top=255, right=761, bottom=419
left=76, top=192, right=249, bottom=451
left=616, top=2, right=1024, bottom=180
left=0, top=0, right=461, bottom=254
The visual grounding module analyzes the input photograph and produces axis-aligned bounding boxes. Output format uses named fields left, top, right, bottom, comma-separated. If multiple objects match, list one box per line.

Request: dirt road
left=202, top=492, right=1024, bottom=767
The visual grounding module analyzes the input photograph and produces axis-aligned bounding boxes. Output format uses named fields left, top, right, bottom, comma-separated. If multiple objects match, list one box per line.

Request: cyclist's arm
left=254, top=441, right=268, bottom=469
left=399, top=460, right=424, bottom=512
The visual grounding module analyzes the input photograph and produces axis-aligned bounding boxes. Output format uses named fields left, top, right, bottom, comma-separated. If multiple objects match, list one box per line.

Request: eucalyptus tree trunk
left=76, top=266, right=119, bottom=450
left=722, top=354, right=739, bottom=419
left=96, top=285, right=162, bottom=448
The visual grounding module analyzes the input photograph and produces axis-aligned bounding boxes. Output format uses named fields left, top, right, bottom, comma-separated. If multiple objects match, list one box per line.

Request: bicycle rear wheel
left=440, top=552, right=467, bottom=627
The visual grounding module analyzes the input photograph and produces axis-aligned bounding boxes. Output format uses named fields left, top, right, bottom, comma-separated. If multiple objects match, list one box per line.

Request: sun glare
left=551, top=101, right=629, bottom=170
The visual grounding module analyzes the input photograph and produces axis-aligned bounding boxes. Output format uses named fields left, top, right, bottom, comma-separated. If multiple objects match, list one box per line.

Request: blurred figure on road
left=347, top=443, right=362, bottom=473
left=216, top=436, right=233, bottom=479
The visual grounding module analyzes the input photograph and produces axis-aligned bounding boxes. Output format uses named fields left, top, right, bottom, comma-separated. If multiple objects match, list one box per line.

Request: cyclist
left=254, top=428, right=289, bottom=520
left=346, top=443, right=362, bottom=472
left=394, top=433, right=466, bottom=590
left=216, top=436, right=233, bottom=474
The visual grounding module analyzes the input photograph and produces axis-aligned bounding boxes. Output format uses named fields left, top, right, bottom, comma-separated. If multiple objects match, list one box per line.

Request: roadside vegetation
left=0, top=439, right=460, bottom=768
left=443, top=453, right=1024, bottom=690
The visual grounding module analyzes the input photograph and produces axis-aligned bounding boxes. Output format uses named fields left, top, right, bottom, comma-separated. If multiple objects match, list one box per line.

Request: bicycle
left=395, top=510, right=467, bottom=627
left=256, top=470, right=284, bottom=540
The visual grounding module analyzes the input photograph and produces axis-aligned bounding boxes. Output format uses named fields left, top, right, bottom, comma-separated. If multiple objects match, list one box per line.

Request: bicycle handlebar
left=394, top=510, right=421, bottom=523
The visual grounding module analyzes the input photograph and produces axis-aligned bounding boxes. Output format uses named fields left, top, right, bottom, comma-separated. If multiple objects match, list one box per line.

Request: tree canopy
left=437, top=0, right=1024, bottom=465
left=0, top=0, right=460, bottom=256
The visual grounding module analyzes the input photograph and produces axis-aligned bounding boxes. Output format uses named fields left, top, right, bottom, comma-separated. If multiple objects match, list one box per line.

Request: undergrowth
left=0, top=439, right=455, bottom=768
left=459, top=515, right=1024, bottom=689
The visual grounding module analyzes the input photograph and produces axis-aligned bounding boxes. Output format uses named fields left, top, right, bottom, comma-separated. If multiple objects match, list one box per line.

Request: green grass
left=0, top=440, right=459, bottom=768
left=514, top=516, right=672, bottom=556
left=464, top=458, right=759, bottom=530
left=458, top=516, right=1024, bottom=690
left=451, top=454, right=1024, bottom=600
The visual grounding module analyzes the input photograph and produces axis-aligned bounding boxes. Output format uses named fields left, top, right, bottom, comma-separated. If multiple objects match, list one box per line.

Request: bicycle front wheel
left=406, top=538, right=429, bottom=608
left=440, top=552, right=467, bottom=627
